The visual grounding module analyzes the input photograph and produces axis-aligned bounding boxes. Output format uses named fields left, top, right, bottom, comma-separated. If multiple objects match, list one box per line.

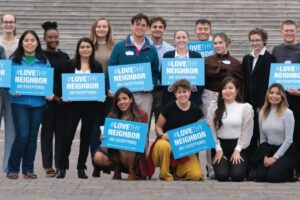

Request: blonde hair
left=90, top=17, right=114, bottom=49
left=261, top=83, right=289, bottom=119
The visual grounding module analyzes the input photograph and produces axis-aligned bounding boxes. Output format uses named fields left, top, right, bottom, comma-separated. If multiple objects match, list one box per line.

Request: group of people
left=0, top=12, right=299, bottom=183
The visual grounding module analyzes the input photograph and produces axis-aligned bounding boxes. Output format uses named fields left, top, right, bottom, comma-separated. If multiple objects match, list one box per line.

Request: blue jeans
left=8, top=104, right=44, bottom=173
left=0, top=89, right=16, bottom=172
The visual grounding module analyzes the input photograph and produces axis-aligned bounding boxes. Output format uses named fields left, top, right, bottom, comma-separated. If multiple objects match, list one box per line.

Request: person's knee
left=266, top=169, right=286, bottom=183
left=155, top=139, right=171, bottom=153
left=188, top=170, right=203, bottom=181
left=94, top=152, right=109, bottom=166
left=230, top=168, right=246, bottom=182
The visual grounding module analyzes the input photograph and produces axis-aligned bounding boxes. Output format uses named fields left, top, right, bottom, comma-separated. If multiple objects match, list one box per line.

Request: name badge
left=125, top=51, right=134, bottom=56
left=222, top=59, right=231, bottom=65
left=284, top=60, right=292, bottom=64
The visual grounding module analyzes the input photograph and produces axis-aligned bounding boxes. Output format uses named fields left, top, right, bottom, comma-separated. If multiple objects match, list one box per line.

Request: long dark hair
left=11, top=30, right=47, bottom=64
left=110, top=87, right=140, bottom=122
left=214, top=76, right=242, bottom=129
left=72, top=37, right=98, bottom=71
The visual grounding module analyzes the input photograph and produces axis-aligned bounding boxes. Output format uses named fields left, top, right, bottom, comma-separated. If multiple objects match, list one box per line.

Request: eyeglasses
left=3, top=21, right=15, bottom=25
left=250, top=39, right=263, bottom=43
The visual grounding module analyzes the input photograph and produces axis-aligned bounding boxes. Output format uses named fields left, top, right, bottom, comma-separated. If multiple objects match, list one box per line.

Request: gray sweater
left=259, top=107, right=294, bottom=159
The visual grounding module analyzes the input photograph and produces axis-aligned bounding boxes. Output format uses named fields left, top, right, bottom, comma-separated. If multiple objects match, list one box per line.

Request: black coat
left=161, top=50, right=203, bottom=106
left=242, top=50, right=275, bottom=109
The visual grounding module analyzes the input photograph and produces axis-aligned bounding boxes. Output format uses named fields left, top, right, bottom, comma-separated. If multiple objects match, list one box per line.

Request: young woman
left=161, top=30, right=202, bottom=107
left=148, top=79, right=204, bottom=181
left=255, top=83, right=298, bottom=182
left=89, top=17, right=115, bottom=177
left=0, top=14, right=18, bottom=172
left=207, top=76, right=253, bottom=182
left=56, top=37, right=103, bottom=179
left=40, top=21, right=70, bottom=177
left=6, top=30, right=52, bottom=179
left=203, top=32, right=243, bottom=179
left=93, top=87, right=148, bottom=180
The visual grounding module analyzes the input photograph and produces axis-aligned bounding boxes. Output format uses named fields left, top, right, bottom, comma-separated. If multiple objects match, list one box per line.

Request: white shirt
left=75, top=68, right=91, bottom=74
left=175, top=49, right=189, bottom=58
left=207, top=102, right=254, bottom=151
left=250, top=47, right=266, bottom=70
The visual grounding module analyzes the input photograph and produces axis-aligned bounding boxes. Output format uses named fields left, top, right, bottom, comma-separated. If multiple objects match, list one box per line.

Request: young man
left=272, top=20, right=300, bottom=179
left=195, top=18, right=212, bottom=41
left=194, top=18, right=215, bottom=179
left=242, top=28, right=275, bottom=179
left=108, top=13, right=160, bottom=122
left=149, top=16, right=174, bottom=123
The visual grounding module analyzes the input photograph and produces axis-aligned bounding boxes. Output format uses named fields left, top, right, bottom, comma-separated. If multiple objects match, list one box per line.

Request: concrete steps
left=1, top=0, right=300, bottom=59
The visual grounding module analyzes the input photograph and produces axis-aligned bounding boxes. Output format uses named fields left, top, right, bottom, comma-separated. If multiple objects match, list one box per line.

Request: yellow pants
left=152, top=139, right=204, bottom=181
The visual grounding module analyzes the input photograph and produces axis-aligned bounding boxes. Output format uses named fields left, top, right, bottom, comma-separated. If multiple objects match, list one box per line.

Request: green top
left=25, top=55, right=36, bottom=64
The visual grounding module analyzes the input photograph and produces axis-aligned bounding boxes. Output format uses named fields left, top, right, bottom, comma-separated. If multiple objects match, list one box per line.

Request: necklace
left=176, top=100, right=191, bottom=111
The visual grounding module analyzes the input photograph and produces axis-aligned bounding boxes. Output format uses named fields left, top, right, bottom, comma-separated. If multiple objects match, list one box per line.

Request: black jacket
left=242, top=50, right=275, bottom=109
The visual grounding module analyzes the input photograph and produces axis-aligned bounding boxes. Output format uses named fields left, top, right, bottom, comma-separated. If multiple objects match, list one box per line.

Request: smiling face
left=22, top=33, right=38, bottom=55
left=117, top=92, right=133, bottom=113
left=222, top=81, right=238, bottom=103
left=45, top=29, right=59, bottom=51
left=1, top=14, right=16, bottom=35
left=281, top=24, right=297, bottom=45
left=78, top=41, right=92, bottom=59
left=195, top=23, right=211, bottom=41
left=268, top=86, right=282, bottom=107
left=174, top=86, right=191, bottom=104
left=131, top=19, right=148, bottom=38
left=213, top=36, right=228, bottom=55
left=174, top=31, right=189, bottom=50
left=150, top=20, right=165, bottom=40
left=95, top=19, right=109, bottom=39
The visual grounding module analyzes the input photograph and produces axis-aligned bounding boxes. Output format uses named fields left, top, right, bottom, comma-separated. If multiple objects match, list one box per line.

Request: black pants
left=255, top=143, right=298, bottom=183
left=60, top=101, right=101, bottom=170
left=41, top=101, right=64, bottom=169
left=247, top=108, right=260, bottom=169
left=211, top=138, right=247, bottom=182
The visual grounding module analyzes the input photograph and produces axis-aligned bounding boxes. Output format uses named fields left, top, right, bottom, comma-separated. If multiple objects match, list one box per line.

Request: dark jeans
left=211, top=138, right=247, bottom=182
left=41, top=101, right=64, bottom=169
left=255, top=143, right=298, bottom=183
left=8, top=104, right=44, bottom=173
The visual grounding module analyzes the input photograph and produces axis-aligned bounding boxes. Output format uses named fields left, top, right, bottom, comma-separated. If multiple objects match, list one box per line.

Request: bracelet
left=158, top=133, right=164, bottom=139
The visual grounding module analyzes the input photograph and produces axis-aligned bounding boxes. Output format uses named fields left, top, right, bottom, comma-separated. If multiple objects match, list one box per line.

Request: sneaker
left=23, top=172, right=37, bottom=179
left=7, top=172, right=19, bottom=179
left=45, top=168, right=56, bottom=177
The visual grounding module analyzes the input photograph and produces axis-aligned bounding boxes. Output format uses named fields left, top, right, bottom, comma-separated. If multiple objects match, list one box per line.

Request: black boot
left=56, top=169, right=66, bottom=179
left=78, top=169, right=88, bottom=179
left=92, top=167, right=101, bottom=177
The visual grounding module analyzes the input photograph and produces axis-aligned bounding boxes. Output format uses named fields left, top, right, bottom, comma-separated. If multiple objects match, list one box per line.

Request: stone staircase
left=1, top=0, right=300, bottom=60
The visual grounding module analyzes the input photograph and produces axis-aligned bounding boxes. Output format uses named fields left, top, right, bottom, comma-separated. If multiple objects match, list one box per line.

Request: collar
left=250, top=46, right=266, bottom=57
left=149, top=38, right=164, bottom=48
left=175, top=49, right=189, bottom=58
left=125, top=34, right=151, bottom=50
left=216, top=52, right=230, bottom=60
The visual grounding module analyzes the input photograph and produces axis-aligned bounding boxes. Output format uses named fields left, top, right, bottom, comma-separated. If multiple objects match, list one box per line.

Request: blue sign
left=269, top=63, right=300, bottom=89
left=167, top=120, right=215, bottom=159
left=62, top=73, right=105, bottom=101
left=0, top=60, right=12, bottom=88
left=101, top=118, right=148, bottom=153
left=161, top=58, right=205, bottom=86
left=188, top=41, right=214, bottom=57
left=108, top=62, right=153, bottom=93
left=9, top=66, right=53, bottom=96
